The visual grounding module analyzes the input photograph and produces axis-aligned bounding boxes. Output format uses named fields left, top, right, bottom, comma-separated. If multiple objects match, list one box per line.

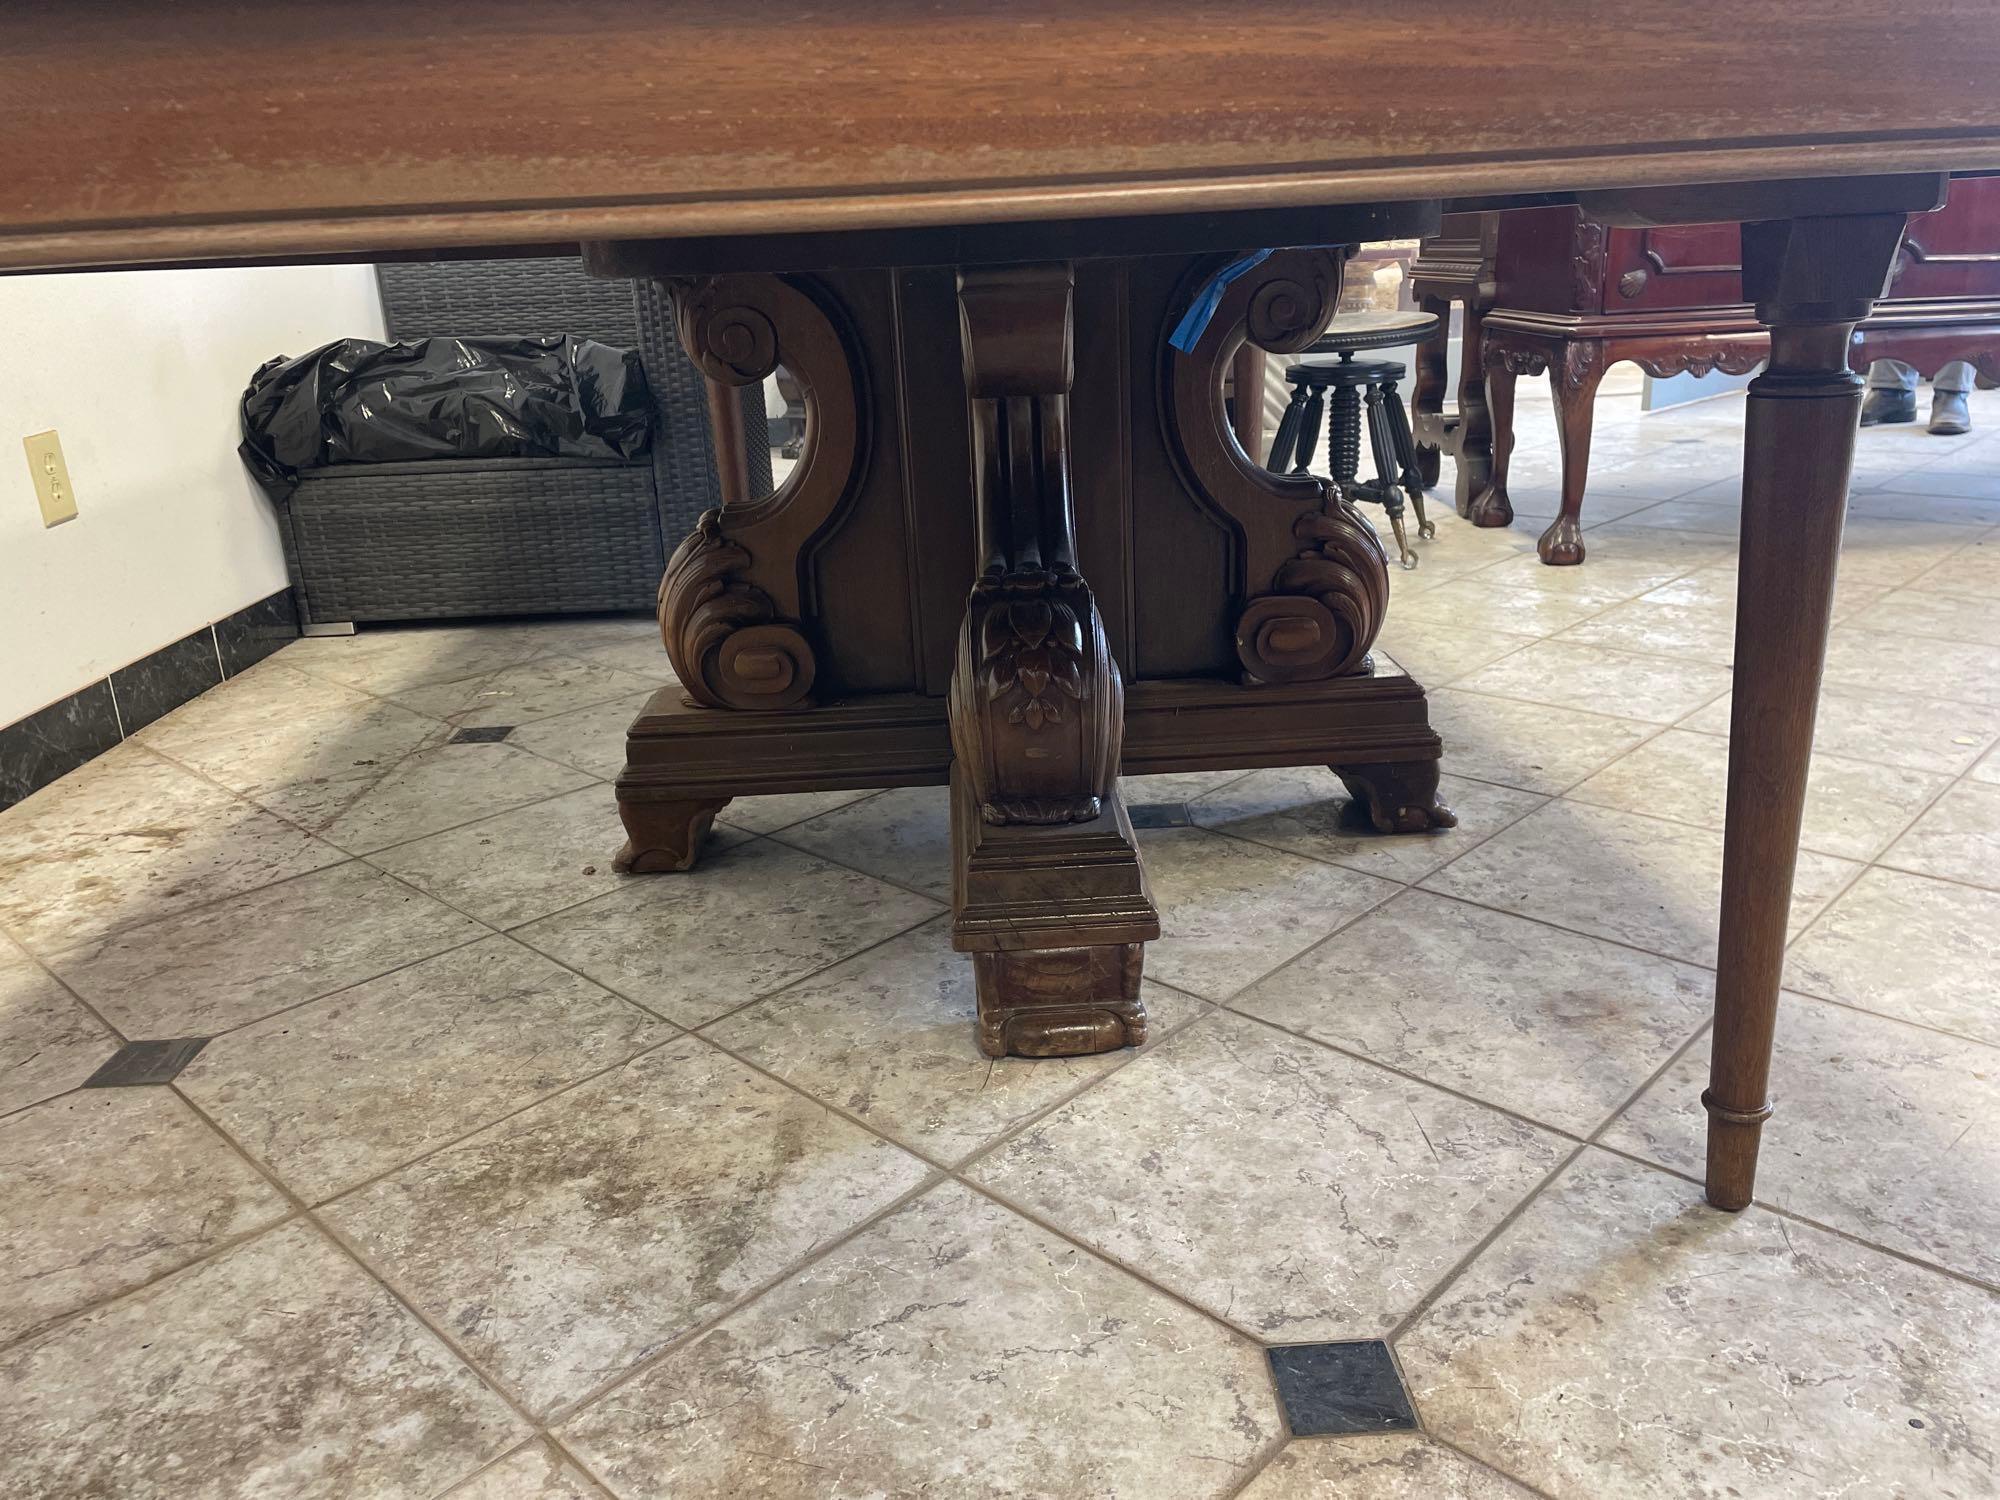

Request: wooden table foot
left=613, top=794, right=731, bottom=873
left=972, top=944, right=1147, bottom=1059
left=1705, top=207, right=1913, bottom=1211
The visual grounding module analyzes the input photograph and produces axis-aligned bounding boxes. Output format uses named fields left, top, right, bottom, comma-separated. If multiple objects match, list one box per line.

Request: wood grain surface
left=7, top=1, right=2000, bottom=268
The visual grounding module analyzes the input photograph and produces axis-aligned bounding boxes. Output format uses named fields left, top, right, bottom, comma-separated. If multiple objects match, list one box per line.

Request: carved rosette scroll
left=1164, top=248, right=1391, bottom=687
left=657, top=273, right=862, bottom=711
left=948, top=265, right=1122, bottom=826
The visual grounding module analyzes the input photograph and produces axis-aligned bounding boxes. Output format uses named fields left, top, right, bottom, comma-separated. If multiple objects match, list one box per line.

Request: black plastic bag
left=239, top=334, right=652, bottom=496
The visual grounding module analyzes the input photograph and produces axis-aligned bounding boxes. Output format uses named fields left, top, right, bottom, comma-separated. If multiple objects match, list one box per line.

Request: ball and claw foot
left=1332, top=762, right=1458, bottom=834
left=1537, top=514, right=1585, bottom=566
left=1461, top=483, right=1514, bottom=528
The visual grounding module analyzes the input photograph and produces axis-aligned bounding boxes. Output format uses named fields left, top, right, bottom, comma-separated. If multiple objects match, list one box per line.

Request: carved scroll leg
left=1410, top=294, right=1450, bottom=489
left=1705, top=210, right=1908, bottom=1212
left=1465, top=355, right=1516, bottom=527
left=1332, top=759, right=1457, bottom=834
left=614, top=793, right=731, bottom=873
left=1539, top=344, right=1606, bottom=566
left=1454, top=303, right=1495, bottom=512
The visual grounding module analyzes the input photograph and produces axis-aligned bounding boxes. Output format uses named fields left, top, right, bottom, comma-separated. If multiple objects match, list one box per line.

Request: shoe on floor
left=1861, top=387, right=1918, bottom=426
left=1929, top=389, right=1972, bottom=435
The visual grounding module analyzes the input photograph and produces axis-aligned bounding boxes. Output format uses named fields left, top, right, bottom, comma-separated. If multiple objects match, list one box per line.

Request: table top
left=8, top=2, right=2000, bottom=272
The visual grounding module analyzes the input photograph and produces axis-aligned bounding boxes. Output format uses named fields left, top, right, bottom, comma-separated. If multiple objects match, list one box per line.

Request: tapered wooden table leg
left=1706, top=210, right=1909, bottom=1211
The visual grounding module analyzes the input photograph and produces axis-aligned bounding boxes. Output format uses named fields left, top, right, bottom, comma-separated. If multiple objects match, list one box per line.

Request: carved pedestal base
left=613, top=795, right=731, bottom=873
left=949, top=766, right=1158, bottom=1059
left=972, top=945, right=1147, bottom=1058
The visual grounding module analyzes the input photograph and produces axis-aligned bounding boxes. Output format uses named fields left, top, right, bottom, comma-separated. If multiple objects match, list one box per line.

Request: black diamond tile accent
left=1268, top=1340, right=1418, bottom=1436
left=449, top=725, right=516, bottom=743
left=83, top=1038, right=212, bottom=1088
left=1126, top=801, right=1192, bottom=828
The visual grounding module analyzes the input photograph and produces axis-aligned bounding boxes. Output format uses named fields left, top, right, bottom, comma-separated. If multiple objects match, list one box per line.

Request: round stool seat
left=1303, top=309, right=1442, bottom=355
left=1284, top=356, right=1407, bottom=387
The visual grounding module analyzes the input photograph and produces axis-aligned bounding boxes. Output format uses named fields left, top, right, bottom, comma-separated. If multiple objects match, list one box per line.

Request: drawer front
left=1606, top=225, right=1743, bottom=311
left=1889, top=176, right=2000, bottom=301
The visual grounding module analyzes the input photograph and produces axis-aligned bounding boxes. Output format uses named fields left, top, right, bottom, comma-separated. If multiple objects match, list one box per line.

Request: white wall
left=0, top=265, right=386, bottom=724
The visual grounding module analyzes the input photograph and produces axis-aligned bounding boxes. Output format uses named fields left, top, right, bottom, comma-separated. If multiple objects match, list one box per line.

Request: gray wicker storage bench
left=268, top=256, right=767, bottom=631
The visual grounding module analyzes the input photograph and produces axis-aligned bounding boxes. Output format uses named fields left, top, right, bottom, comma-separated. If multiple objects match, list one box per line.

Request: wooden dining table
left=10, top=1, right=2000, bottom=1216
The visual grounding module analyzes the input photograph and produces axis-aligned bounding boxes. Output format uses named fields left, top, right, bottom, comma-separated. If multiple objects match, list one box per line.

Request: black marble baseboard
left=0, top=589, right=298, bottom=813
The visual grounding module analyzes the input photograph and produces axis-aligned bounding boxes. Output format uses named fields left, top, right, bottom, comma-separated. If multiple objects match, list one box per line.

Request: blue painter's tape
left=1167, top=249, right=1275, bottom=353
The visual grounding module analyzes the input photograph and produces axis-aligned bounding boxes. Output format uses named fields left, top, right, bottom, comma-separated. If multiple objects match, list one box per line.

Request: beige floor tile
left=46, top=861, right=483, bottom=1037
left=392, top=657, right=668, bottom=729
left=1785, top=867, right=2000, bottom=1046
left=1420, top=801, right=1860, bottom=969
left=1137, top=826, right=1398, bottom=1000
left=1913, top=531, right=2000, bottom=596
left=1386, top=575, right=1617, bottom=636
left=716, top=786, right=883, bottom=834
left=1607, top=994, right=2000, bottom=1285
left=1636, top=563, right=1887, bottom=625
left=1239, top=1437, right=1538, bottom=1499
left=505, top=692, right=655, bottom=781
left=0, top=745, right=343, bottom=951
left=136, top=662, right=445, bottom=832
left=1452, top=640, right=1732, bottom=724
left=1823, top=516, right=1993, bottom=588
left=0, top=1221, right=525, bottom=1499
left=1428, top=688, right=1660, bottom=794
left=1610, top=498, right=1742, bottom=535
left=1880, top=778, right=2000, bottom=890
left=0, top=1089, right=286, bottom=1344
left=1973, top=744, right=2000, bottom=785
left=450, top=1442, right=608, bottom=1500
left=1820, top=627, right=2000, bottom=709
left=1567, top=728, right=1953, bottom=861
left=0, top=943, right=115, bottom=1116
left=328, top=1036, right=929, bottom=1417
left=557, top=1181, right=1279, bottom=1499
left=974, top=1012, right=1568, bottom=1340
left=528, top=618, right=680, bottom=680
left=772, top=783, right=951, bottom=898
left=1121, top=768, right=1255, bottom=803
left=1847, top=488, right=2000, bottom=527
left=1847, top=587, right=2000, bottom=648
left=1471, top=549, right=1703, bottom=604
left=707, top=921, right=1202, bottom=1162
left=1189, top=768, right=1544, bottom=883
left=1558, top=598, right=1736, bottom=664
left=515, top=838, right=942, bottom=1027
left=1401, top=1151, right=2000, bottom=1500
left=1233, top=890, right=1712, bottom=1135
left=320, top=741, right=594, bottom=854
left=370, top=785, right=746, bottom=929
left=280, top=624, right=553, bottom=695
left=178, top=937, right=670, bottom=1201
left=1372, top=621, right=1537, bottom=688
left=1680, top=684, right=2000, bottom=775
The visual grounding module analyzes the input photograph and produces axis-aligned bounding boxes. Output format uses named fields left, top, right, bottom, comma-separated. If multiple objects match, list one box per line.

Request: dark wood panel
left=8, top=1, right=2000, bottom=268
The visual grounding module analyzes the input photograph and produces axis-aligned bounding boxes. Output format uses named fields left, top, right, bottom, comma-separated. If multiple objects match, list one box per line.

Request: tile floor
left=4, top=388, right=1999, bottom=1498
